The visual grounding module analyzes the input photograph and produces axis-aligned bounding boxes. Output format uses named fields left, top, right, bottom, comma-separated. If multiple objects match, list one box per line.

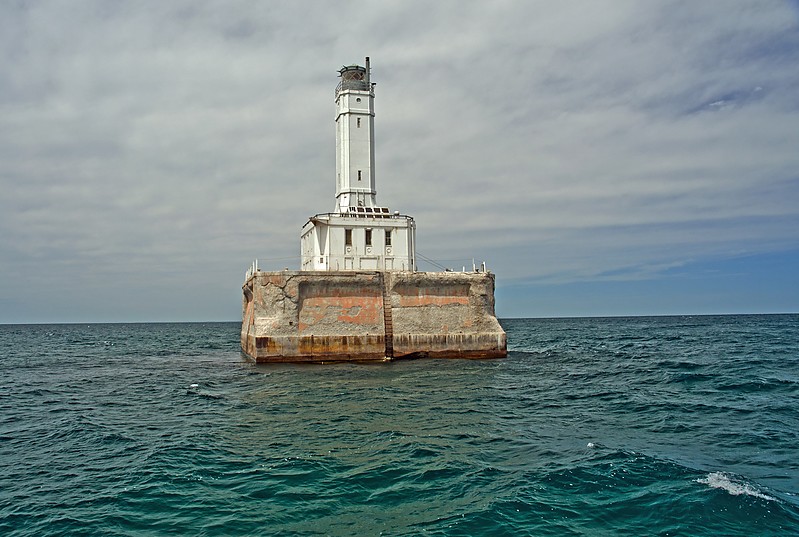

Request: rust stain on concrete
left=298, top=296, right=382, bottom=331
left=397, top=295, right=470, bottom=307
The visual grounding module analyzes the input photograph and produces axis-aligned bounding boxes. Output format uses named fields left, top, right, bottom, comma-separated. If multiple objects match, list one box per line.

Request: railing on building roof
left=335, top=80, right=372, bottom=96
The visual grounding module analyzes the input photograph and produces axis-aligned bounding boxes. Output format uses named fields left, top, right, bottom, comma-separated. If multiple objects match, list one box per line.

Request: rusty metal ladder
left=382, top=274, right=394, bottom=359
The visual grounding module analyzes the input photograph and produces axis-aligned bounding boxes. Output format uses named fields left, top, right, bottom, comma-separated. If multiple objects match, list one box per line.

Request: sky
left=1, top=0, right=798, bottom=322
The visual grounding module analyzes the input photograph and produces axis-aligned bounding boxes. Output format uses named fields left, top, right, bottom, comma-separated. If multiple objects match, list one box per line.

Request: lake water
left=1, top=315, right=797, bottom=535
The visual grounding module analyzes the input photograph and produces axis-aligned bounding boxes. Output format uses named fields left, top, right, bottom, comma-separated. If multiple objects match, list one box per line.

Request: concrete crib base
left=241, top=270, right=506, bottom=363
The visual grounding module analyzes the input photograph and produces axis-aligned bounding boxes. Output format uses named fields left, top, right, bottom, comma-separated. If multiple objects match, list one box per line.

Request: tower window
left=345, top=229, right=352, bottom=246
left=357, top=118, right=361, bottom=128
left=358, top=170, right=362, bottom=181
left=365, top=229, right=372, bottom=247
left=385, top=230, right=392, bottom=246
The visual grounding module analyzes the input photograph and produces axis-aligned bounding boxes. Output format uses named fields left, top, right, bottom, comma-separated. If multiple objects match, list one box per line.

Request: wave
left=697, top=472, right=776, bottom=501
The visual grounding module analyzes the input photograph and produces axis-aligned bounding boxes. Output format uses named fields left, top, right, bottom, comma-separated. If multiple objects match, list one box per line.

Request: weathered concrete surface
left=241, top=271, right=386, bottom=362
left=386, top=271, right=506, bottom=359
left=241, top=270, right=506, bottom=362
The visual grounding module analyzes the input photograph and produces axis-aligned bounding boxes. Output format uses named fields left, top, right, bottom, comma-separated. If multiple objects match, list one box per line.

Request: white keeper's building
left=300, top=58, right=417, bottom=271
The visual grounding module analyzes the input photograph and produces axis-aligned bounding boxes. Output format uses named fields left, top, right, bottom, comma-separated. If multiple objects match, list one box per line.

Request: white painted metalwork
left=301, top=58, right=417, bottom=272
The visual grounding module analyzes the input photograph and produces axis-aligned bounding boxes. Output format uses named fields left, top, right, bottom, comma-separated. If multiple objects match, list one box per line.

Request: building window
left=357, top=117, right=361, bottom=128
left=358, top=170, right=362, bottom=181
left=385, top=229, right=392, bottom=246
left=345, top=229, right=352, bottom=246
left=365, top=229, right=372, bottom=247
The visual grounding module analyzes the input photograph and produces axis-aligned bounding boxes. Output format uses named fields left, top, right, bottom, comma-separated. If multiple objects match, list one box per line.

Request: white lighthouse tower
left=301, top=58, right=416, bottom=271
left=335, top=59, right=377, bottom=211
left=242, top=57, right=507, bottom=362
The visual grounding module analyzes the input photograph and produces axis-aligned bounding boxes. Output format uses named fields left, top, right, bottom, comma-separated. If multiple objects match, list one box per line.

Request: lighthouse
left=334, top=59, right=376, bottom=211
left=242, top=58, right=506, bottom=363
left=300, top=58, right=417, bottom=271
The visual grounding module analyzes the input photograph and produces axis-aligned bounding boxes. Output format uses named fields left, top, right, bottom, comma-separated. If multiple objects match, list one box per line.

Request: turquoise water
left=1, top=315, right=797, bottom=535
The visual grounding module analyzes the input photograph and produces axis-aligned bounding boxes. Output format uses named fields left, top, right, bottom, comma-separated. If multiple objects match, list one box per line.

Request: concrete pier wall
left=241, top=271, right=506, bottom=362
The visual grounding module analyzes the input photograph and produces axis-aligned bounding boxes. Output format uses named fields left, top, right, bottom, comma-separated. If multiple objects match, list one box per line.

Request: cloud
left=1, top=0, right=798, bottom=321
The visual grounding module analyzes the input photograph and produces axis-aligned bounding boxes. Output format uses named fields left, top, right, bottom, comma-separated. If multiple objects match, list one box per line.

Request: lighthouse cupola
left=335, top=58, right=376, bottom=212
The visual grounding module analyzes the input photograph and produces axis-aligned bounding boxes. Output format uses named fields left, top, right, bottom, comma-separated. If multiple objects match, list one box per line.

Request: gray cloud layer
left=2, top=1, right=798, bottom=321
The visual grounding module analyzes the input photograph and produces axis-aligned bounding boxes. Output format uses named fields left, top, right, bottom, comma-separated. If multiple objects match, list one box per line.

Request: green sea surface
left=1, top=315, right=798, bottom=535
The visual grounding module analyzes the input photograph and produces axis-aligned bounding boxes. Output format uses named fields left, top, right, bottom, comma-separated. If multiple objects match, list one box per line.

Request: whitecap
left=189, top=383, right=199, bottom=389
left=587, top=442, right=597, bottom=449
left=697, top=472, right=776, bottom=501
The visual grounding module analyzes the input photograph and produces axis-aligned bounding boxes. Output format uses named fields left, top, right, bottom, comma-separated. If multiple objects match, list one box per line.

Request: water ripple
left=1, top=317, right=798, bottom=536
